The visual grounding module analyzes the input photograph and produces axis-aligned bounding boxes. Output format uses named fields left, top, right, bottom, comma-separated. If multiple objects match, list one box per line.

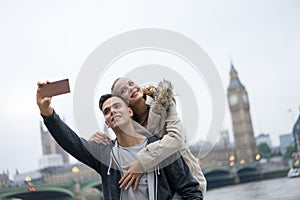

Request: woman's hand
left=119, top=160, right=144, bottom=190
left=89, top=132, right=110, bottom=145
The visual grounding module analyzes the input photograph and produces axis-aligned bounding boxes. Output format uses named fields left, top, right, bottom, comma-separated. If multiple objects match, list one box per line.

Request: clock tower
left=227, top=63, right=258, bottom=163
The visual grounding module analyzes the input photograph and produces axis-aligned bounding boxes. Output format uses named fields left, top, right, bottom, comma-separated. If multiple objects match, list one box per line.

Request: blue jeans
left=171, top=198, right=182, bottom=200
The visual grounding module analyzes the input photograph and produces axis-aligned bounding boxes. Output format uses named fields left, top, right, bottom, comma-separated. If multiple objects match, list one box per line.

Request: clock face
left=229, top=95, right=238, bottom=105
left=243, top=94, right=248, bottom=103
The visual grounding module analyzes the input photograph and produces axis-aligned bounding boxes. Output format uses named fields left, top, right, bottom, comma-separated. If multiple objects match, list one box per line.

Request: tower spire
left=230, top=61, right=237, bottom=77
left=228, top=61, right=244, bottom=91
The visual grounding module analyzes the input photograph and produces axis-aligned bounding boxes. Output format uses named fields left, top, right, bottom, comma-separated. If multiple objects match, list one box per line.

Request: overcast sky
left=0, top=0, right=299, bottom=178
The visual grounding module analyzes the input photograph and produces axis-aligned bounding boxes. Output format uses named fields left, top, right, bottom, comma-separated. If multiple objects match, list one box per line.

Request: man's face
left=112, top=78, right=143, bottom=105
left=102, top=96, right=133, bottom=129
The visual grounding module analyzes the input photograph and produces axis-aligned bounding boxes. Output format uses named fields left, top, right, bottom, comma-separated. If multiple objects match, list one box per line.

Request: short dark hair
left=99, top=94, right=112, bottom=111
left=99, top=93, right=129, bottom=111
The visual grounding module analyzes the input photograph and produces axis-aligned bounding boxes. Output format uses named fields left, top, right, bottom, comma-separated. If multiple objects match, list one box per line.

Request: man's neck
left=113, top=125, right=146, bottom=147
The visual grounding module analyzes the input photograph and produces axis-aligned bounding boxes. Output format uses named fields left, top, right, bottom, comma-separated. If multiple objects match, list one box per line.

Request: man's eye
left=113, top=104, right=121, bottom=109
left=103, top=109, right=110, bottom=115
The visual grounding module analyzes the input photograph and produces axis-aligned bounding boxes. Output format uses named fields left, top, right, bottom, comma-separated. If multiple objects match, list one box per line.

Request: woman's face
left=112, top=78, right=143, bottom=105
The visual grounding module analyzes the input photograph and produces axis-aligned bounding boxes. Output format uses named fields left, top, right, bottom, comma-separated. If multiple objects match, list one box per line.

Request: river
left=205, top=177, right=300, bottom=200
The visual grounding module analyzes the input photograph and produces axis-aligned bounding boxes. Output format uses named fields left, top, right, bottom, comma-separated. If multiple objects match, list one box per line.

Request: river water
left=205, top=177, right=300, bottom=200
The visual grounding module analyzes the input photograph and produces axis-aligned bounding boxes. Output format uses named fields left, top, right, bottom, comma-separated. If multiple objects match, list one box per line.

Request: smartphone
left=40, top=79, right=70, bottom=98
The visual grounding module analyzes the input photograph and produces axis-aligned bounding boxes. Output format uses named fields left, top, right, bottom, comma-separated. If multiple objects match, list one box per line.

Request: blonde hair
left=142, top=85, right=157, bottom=98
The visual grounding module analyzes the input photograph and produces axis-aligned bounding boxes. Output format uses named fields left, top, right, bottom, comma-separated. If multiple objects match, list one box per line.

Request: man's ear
left=128, top=107, right=134, bottom=117
left=105, top=120, right=111, bottom=128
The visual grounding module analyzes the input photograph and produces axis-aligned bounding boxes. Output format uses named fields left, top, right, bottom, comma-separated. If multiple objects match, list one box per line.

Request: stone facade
left=40, top=121, right=69, bottom=164
left=227, top=63, right=258, bottom=163
left=41, top=164, right=99, bottom=184
left=0, top=173, right=9, bottom=188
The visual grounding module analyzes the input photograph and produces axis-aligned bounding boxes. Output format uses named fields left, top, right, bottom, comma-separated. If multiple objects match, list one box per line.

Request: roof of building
left=228, top=62, right=245, bottom=91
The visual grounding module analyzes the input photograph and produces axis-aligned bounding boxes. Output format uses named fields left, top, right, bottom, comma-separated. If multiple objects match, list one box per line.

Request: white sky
left=0, top=0, right=299, bottom=177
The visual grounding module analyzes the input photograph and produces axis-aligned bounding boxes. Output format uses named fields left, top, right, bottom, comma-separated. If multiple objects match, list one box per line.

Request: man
left=36, top=82, right=203, bottom=200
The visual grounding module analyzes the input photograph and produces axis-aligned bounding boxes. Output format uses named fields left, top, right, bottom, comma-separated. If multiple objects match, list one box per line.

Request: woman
left=91, top=77, right=206, bottom=197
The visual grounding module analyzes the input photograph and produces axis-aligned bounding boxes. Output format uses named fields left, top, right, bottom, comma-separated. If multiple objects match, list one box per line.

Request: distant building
left=192, top=132, right=235, bottom=167
left=256, top=133, right=272, bottom=148
left=38, top=154, right=64, bottom=169
left=189, top=140, right=212, bottom=159
left=279, top=133, right=294, bottom=154
left=14, top=170, right=43, bottom=185
left=216, top=130, right=231, bottom=150
left=12, top=163, right=99, bottom=186
left=0, top=172, right=9, bottom=188
left=41, top=163, right=99, bottom=184
left=292, top=108, right=300, bottom=153
left=40, top=121, right=69, bottom=164
left=199, top=141, right=235, bottom=167
left=227, top=62, right=258, bottom=163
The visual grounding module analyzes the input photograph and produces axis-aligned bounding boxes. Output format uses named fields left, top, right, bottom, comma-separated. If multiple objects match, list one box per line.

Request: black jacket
left=43, top=111, right=203, bottom=200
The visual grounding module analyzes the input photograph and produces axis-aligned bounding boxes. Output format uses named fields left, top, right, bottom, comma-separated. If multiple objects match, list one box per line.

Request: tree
left=283, top=145, right=297, bottom=159
left=258, top=143, right=272, bottom=158
left=271, top=149, right=282, bottom=157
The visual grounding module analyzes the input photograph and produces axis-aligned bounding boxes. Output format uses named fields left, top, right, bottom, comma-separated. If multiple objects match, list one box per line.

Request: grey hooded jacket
left=42, top=111, right=203, bottom=200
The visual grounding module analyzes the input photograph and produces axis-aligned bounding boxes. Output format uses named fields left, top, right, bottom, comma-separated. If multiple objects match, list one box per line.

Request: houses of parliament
left=40, top=121, right=69, bottom=166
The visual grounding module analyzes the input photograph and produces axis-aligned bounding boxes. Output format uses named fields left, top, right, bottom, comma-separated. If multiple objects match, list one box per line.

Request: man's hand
left=119, top=160, right=144, bottom=190
left=89, top=132, right=110, bottom=145
left=36, top=81, right=54, bottom=116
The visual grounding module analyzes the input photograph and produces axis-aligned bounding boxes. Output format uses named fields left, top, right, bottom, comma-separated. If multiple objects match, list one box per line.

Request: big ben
left=227, top=63, right=258, bottom=163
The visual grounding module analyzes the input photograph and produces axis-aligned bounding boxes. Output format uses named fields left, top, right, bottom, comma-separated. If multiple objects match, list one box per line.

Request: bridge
left=203, top=162, right=261, bottom=189
left=0, top=162, right=289, bottom=199
left=0, top=177, right=102, bottom=200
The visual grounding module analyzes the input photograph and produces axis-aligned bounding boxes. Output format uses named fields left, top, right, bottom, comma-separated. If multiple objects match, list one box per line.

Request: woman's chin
left=130, top=94, right=142, bottom=103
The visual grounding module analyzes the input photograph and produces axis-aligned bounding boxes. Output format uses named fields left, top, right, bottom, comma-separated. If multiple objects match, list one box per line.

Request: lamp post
left=24, top=176, right=32, bottom=186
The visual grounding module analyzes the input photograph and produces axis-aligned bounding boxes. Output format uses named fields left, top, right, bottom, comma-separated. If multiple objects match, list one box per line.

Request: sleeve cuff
left=41, top=110, right=56, bottom=122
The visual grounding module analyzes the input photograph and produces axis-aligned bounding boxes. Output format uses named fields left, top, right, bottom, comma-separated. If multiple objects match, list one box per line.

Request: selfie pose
left=36, top=81, right=203, bottom=200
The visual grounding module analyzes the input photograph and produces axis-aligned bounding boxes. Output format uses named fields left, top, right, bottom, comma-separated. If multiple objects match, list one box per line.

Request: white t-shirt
left=112, top=139, right=154, bottom=200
